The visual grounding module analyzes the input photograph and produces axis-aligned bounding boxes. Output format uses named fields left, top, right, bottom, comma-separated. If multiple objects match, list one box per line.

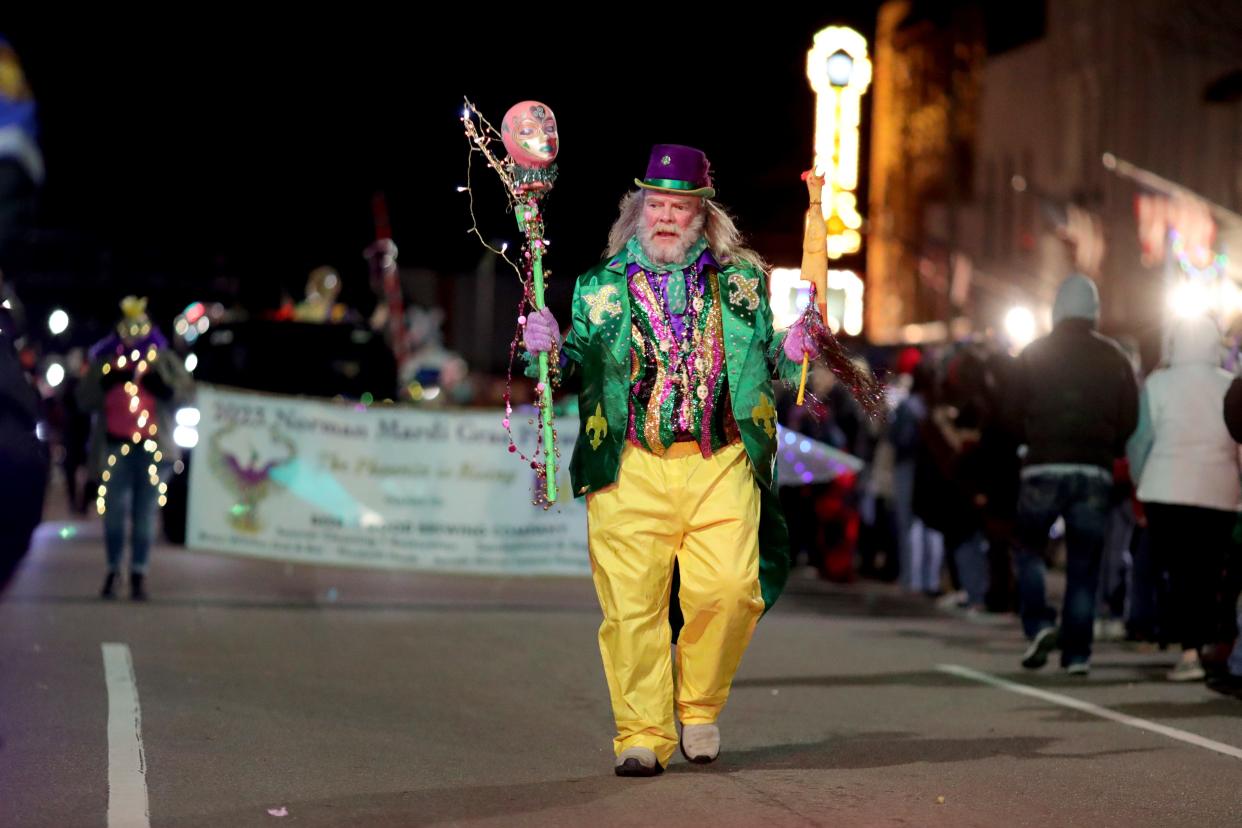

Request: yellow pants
left=587, top=441, right=764, bottom=765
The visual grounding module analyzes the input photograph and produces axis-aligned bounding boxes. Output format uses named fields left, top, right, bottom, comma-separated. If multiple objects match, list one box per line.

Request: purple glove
left=523, top=307, right=561, bottom=354
left=783, top=320, right=820, bottom=362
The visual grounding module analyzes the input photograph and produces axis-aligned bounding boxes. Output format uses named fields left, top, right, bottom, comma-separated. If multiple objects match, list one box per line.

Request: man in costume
left=524, top=145, right=820, bottom=776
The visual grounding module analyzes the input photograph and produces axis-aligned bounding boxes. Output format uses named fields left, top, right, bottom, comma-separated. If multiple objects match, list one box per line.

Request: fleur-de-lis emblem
left=584, top=284, right=622, bottom=325
left=586, top=403, right=608, bottom=450
left=728, top=273, right=760, bottom=311
left=751, top=393, right=777, bottom=438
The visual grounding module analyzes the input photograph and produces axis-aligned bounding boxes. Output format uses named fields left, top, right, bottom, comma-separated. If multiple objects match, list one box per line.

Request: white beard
left=638, top=211, right=706, bottom=265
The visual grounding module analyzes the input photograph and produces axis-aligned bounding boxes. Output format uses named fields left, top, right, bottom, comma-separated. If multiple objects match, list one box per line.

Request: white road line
left=938, top=663, right=1242, bottom=761
left=103, top=643, right=151, bottom=828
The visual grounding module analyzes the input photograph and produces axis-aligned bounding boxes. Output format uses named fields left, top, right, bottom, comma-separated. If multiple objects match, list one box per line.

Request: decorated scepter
left=460, top=99, right=560, bottom=504
left=797, top=170, right=829, bottom=406
left=787, top=169, right=887, bottom=420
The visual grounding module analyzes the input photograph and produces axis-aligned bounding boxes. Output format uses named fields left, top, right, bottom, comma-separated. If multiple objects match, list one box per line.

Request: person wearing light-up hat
left=79, top=296, right=193, bottom=600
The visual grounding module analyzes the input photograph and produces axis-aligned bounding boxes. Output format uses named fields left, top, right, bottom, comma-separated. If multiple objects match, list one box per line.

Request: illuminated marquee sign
left=808, top=26, right=872, bottom=259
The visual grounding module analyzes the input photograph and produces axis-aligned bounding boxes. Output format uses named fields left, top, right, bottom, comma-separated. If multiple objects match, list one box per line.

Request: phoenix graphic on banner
left=208, top=423, right=296, bottom=532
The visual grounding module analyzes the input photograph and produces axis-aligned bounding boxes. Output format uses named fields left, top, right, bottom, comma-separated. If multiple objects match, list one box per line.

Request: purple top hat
left=634, top=144, right=716, bottom=199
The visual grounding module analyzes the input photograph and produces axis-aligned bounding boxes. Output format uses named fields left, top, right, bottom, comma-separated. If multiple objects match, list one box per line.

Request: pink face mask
left=501, top=101, right=558, bottom=168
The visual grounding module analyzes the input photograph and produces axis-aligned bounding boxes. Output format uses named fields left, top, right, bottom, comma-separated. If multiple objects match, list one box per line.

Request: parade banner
left=186, top=386, right=862, bottom=575
left=186, top=385, right=590, bottom=575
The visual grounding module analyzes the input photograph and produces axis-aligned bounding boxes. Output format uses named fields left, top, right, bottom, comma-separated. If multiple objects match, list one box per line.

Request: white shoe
left=1021, top=627, right=1059, bottom=670
left=936, top=590, right=968, bottom=610
left=1168, top=652, right=1206, bottom=683
left=614, top=746, right=662, bottom=777
left=1093, top=618, right=1126, bottom=642
left=680, top=723, right=720, bottom=764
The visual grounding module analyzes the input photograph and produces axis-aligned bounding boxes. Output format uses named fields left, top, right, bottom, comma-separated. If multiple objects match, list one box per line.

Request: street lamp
left=46, top=361, right=65, bottom=388
left=48, top=308, right=69, bottom=336
left=827, top=49, right=853, bottom=88
left=1004, top=305, right=1037, bottom=350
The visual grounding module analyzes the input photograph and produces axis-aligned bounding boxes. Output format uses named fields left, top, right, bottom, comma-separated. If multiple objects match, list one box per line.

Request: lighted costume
left=80, top=297, right=192, bottom=599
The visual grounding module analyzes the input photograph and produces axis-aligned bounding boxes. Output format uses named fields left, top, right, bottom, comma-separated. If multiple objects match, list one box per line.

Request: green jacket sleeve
left=756, top=269, right=804, bottom=386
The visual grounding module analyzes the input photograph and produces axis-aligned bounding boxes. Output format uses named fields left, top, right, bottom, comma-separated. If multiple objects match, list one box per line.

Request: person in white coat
left=1127, top=314, right=1242, bottom=682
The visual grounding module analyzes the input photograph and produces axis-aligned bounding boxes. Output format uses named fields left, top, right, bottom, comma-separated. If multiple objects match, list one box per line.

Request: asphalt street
left=3, top=519, right=1241, bottom=827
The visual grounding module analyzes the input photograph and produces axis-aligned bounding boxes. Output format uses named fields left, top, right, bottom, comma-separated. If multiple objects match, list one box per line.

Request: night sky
left=5, top=10, right=880, bottom=347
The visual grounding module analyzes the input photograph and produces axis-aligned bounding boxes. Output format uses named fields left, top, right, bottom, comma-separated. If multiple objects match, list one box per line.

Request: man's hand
left=783, top=319, right=820, bottom=362
left=523, top=307, right=560, bottom=354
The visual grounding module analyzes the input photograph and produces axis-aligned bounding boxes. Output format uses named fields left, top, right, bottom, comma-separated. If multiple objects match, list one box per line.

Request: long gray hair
left=604, top=190, right=769, bottom=273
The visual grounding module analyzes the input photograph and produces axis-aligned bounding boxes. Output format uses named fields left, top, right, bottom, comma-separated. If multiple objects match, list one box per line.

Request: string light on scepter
left=459, top=97, right=562, bottom=506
